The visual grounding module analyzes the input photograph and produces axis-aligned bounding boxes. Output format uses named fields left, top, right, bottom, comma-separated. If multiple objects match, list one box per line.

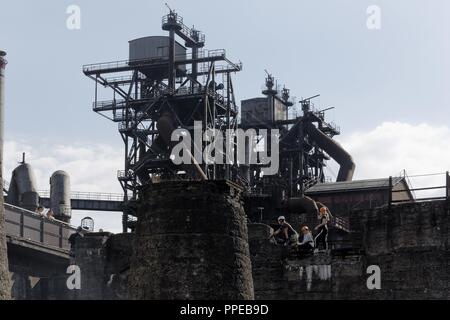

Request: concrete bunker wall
left=70, top=198, right=449, bottom=300
left=128, top=180, right=254, bottom=300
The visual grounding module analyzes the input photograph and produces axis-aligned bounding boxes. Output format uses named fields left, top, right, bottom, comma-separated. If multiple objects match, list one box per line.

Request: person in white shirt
left=298, top=226, right=314, bottom=253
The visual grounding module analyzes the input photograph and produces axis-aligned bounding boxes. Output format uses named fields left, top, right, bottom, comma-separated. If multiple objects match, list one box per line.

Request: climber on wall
left=269, top=216, right=298, bottom=246
left=68, top=227, right=84, bottom=260
left=314, top=207, right=330, bottom=251
left=298, top=226, right=315, bottom=254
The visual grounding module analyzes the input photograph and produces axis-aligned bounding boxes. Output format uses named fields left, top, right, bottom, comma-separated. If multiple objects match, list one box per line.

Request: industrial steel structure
left=84, top=9, right=242, bottom=231
left=84, top=9, right=355, bottom=231
left=241, top=72, right=355, bottom=222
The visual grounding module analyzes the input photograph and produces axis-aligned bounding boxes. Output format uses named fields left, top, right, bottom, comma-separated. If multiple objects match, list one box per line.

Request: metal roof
left=305, top=177, right=405, bottom=194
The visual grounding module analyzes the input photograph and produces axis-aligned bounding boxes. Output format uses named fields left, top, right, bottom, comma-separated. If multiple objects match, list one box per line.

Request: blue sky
left=2, top=0, right=450, bottom=232
left=1, top=0, right=449, bottom=143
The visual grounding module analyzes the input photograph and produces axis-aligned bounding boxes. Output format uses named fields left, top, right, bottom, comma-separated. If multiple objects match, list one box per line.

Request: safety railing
left=117, top=170, right=135, bottom=181
left=93, top=98, right=153, bottom=112
left=83, top=50, right=226, bottom=74
left=389, top=171, right=450, bottom=207
left=113, top=109, right=146, bottom=122
left=162, top=13, right=205, bottom=45
left=162, top=12, right=184, bottom=27
left=331, top=216, right=350, bottom=233
left=103, top=73, right=147, bottom=86
left=185, top=62, right=243, bottom=75
left=38, top=190, right=125, bottom=202
left=83, top=56, right=167, bottom=74
left=4, top=203, right=76, bottom=250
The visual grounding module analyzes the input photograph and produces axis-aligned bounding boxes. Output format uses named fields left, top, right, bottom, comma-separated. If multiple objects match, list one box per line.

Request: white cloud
left=334, top=121, right=450, bottom=198
left=4, top=140, right=122, bottom=192
left=4, top=140, right=124, bottom=233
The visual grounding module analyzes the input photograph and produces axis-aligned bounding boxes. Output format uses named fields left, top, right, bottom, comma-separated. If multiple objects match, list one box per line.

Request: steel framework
left=84, top=9, right=242, bottom=232
left=241, top=72, right=343, bottom=221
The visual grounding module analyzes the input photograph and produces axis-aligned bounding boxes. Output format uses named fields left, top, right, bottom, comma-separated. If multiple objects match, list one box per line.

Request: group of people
left=269, top=206, right=331, bottom=253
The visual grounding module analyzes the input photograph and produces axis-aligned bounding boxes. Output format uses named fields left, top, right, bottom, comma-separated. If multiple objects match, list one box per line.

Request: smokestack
left=0, top=50, right=11, bottom=299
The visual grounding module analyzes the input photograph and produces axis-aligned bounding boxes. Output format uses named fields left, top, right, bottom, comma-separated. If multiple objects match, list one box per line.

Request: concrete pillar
left=73, top=233, right=111, bottom=300
left=0, top=50, right=11, bottom=300
left=128, top=180, right=254, bottom=300
left=0, top=209, right=9, bottom=300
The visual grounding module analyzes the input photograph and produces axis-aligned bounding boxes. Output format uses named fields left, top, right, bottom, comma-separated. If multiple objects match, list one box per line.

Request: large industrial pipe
left=284, top=195, right=319, bottom=214
left=305, top=123, right=355, bottom=182
left=6, top=162, right=40, bottom=212
left=0, top=50, right=11, bottom=299
left=50, top=170, right=72, bottom=223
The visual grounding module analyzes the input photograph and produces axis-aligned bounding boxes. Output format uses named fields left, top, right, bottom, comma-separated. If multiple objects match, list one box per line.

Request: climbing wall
left=128, top=180, right=254, bottom=300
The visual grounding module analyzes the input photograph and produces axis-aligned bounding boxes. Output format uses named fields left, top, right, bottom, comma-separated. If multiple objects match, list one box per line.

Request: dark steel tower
left=84, top=9, right=242, bottom=232
left=241, top=72, right=355, bottom=222
left=84, top=8, right=354, bottom=232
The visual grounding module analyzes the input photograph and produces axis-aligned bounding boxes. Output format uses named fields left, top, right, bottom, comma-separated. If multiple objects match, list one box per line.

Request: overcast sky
left=1, top=0, right=450, bottom=232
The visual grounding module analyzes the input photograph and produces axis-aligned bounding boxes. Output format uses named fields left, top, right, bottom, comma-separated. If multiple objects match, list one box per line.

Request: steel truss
left=84, top=9, right=243, bottom=232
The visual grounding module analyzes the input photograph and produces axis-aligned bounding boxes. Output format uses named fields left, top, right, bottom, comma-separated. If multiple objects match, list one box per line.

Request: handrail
left=38, top=190, right=125, bottom=202
left=83, top=49, right=226, bottom=74
left=332, top=216, right=350, bottom=232
left=4, top=203, right=77, bottom=250
left=389, top=171, right=449, bottom=206
left=162, top=13, right=184, bottom=26
left=5, top=203, right=75, bottom=228
left=161, top=13, right=205, bottom=45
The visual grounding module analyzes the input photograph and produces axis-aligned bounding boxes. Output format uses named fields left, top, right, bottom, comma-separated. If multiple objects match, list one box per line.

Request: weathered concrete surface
left=69, top=232, right=133, bottom=300
left=58, top=199, right=449, bottom=300
left=128, top=180, right=254, bottom=300
left=8, top=272, right=70, bottom=300
left=248, top=223, right=368, bottom=299
left=250, top=200, right=450, bottom=300
left=0, top=52, right=10, bottom=300
left=357, top=201, right=450, bottom=299
left=75, top=233, right=110, bottom=299
left=104, top=233, right=133, bottom=299
left=0, top=210, right=10, bottom=300
left=7, top=241, right=71, bottom=300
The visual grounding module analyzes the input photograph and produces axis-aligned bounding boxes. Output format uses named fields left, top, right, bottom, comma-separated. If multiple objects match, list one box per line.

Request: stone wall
left=73, top=232, right=133, bottom=300
left=9, top=272, right=69, bottom=300
left=357, top=201, right=449, bottom=299
left=248, top=223, right=369, bottom=300
left=61, top=199, right=449, bottom=300
left=0, top=207, right=10, bottom=300
left=250, top=200, right=450, bottom=300
left=128, top=180, right=254, bottom=300
left=73, top=233, right=110, bottom=299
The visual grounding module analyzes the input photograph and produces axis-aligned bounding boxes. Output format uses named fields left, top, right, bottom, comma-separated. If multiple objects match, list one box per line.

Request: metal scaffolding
left=84, top=9, right=242, bottom=232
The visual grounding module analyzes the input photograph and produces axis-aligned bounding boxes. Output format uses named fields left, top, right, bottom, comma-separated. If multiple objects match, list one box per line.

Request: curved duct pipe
left=284, top=196, right=319, bottom=215
left=6, top=163, right=39, bottom=212
left=305, top=123, right=355, bottom=182
left=156, top=111, right=208, bottom=180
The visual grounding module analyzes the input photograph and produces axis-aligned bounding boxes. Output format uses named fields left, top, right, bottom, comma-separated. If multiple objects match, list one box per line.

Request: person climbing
left=314, top=207, right=330, bottom=251
left=269, top=216, right=298, bottom=246
left=298, top=226, right=314, bottom=254
left=68, top=227, right=84, bottom=258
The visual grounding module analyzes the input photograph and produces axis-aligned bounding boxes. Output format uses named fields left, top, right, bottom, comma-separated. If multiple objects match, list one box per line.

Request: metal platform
left=4, top=203, right=76, bottom=253
left=38, top=190, right=124, bottom=212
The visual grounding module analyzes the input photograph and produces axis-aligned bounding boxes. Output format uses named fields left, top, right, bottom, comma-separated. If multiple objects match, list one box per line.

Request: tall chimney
left=0, top=50, right=11, bottom=299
